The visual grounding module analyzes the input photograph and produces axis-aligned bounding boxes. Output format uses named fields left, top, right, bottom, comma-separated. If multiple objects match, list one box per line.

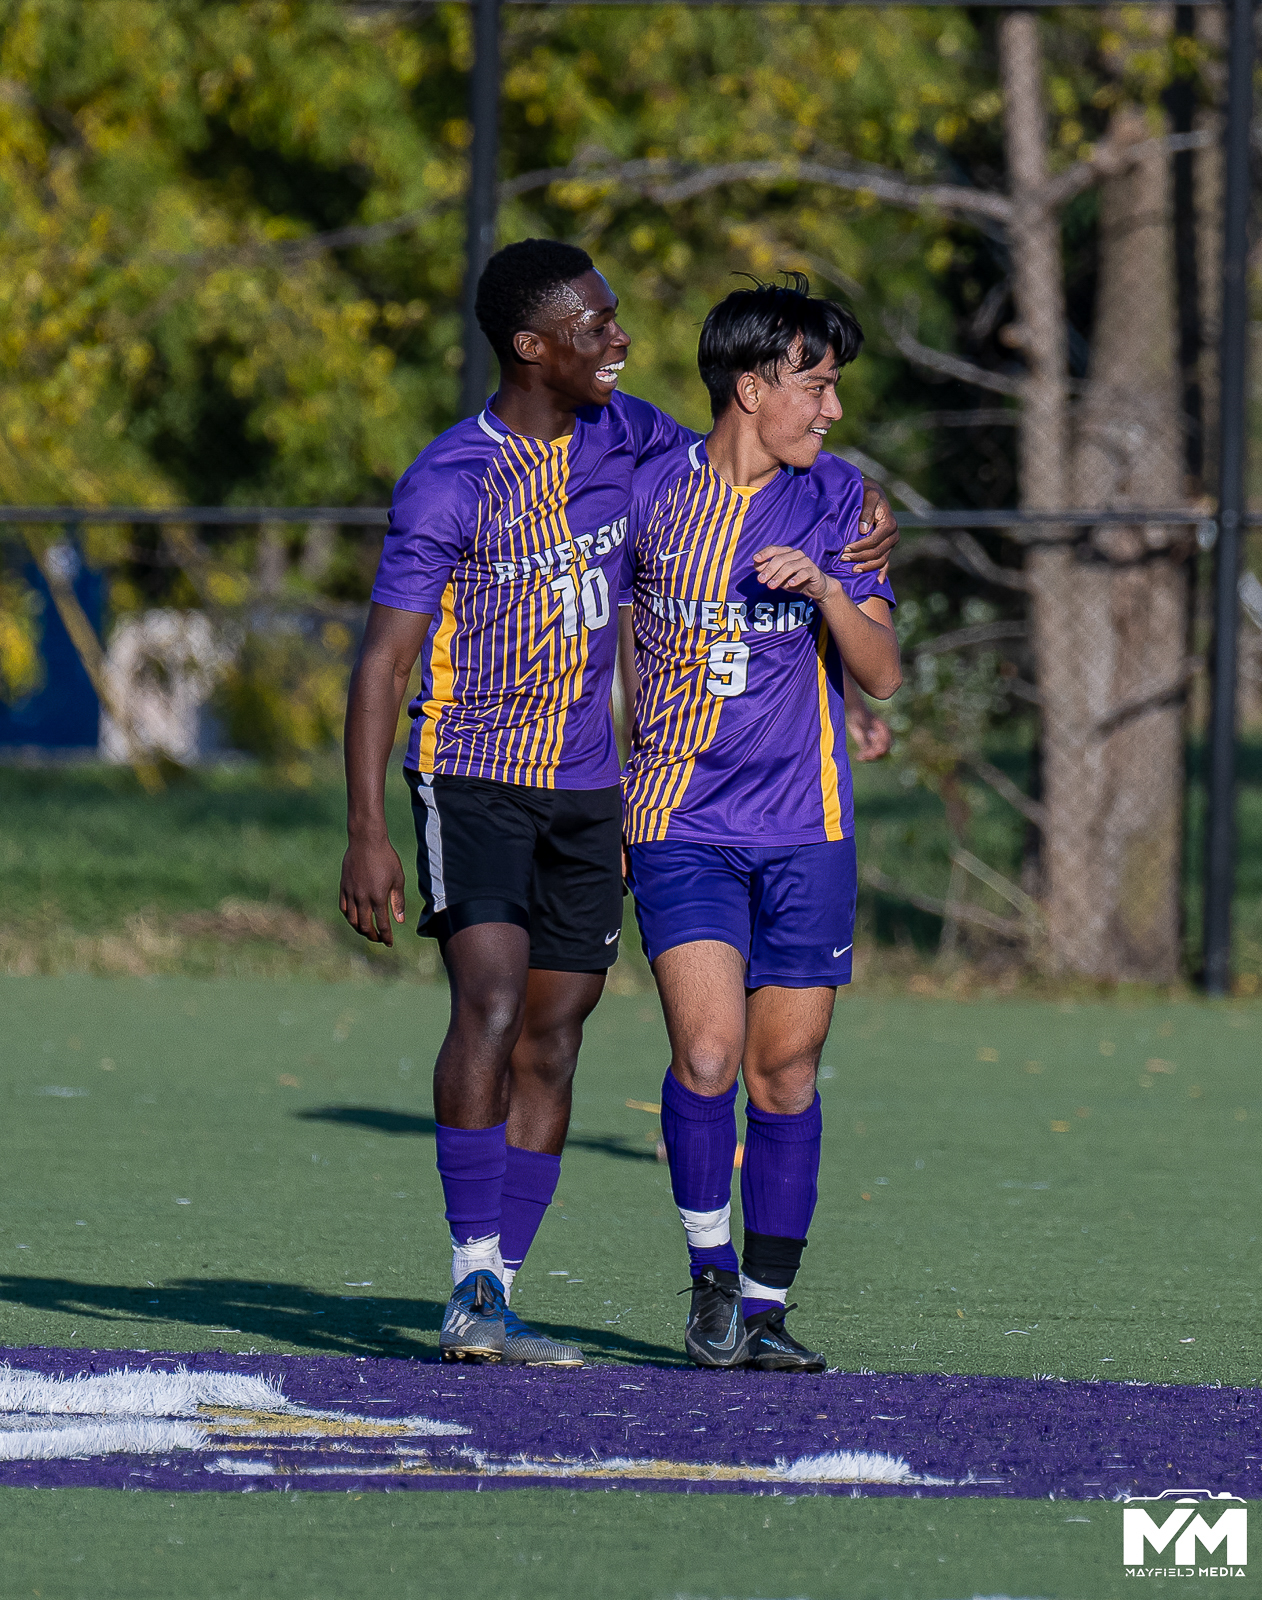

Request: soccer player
left=340, top=240, right=898, bottom=1367
left=621, top=276, right=901, bottom=1372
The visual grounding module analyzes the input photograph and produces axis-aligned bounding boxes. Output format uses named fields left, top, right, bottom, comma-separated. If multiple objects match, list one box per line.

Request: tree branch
left=833, top=446, right=934, bottom=518
left=1040, top=127, right=1213, bottom=212
left=1092, top=657, right=1202, bottom=738
left=962, top=760, right=1047, bottom=830
left=136, top=128, right=1213, bottom=282
left=888, top=533, right=1028, bottom=592
left=951, top=847, right=1043, bottom=925
left=642, top=158, right=1013, bottom=223
left=911, top=619, right=1029, bottom=657
left=861, top=864, right=1027, bottom=940
left=834, top=439, right=1028, bottom=593
left=882, top=314, right=1026, bottom=398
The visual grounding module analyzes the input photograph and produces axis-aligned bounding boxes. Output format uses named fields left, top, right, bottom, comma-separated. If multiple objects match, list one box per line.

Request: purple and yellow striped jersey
left=372, top=393, right=694, bottom=788
left=621, top=439, right=896, bottom=845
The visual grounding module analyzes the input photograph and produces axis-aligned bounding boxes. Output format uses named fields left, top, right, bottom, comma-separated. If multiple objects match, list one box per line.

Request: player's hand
left=846, top=700, right=893, bottom=761
left=752, top=545, right=832, bottom=602
left=340, top=838, right=406, bottom=946
left=843, top=482, right=899, bottom=579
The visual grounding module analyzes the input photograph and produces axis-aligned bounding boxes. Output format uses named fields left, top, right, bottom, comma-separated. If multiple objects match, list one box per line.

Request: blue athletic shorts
left=626, top=836, right=858, bottom=989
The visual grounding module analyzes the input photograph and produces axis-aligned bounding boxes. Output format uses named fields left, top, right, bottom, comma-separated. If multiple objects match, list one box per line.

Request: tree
left=999, top=10, right=1192, bottom=981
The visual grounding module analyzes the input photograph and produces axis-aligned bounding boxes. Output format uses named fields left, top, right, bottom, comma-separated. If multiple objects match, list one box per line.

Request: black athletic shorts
left=404, top=771, right=624, bottom=972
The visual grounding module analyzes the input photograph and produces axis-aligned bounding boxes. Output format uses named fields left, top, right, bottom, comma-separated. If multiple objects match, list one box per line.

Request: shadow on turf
left=297, top=1105, right=658, bottom=1163
left=0, top=1276, right=684, bottom=1366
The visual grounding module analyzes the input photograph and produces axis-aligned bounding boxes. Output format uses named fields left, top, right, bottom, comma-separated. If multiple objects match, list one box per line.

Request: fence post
left=1203, top=0, right=1255, bottom=995
left=458, top=0, right=502, bottom=420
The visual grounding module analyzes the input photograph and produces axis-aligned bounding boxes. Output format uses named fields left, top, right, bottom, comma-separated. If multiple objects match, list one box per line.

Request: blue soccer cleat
left=502, top=1306, right=584, bottom=1367
left=439, top=1270, right=507, bottom=1363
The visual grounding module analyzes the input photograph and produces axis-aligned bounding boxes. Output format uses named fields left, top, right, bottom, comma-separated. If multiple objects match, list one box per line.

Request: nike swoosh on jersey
left=832, top=944, right=853, bottom=958
left=659, top=547, right=691, bottom=563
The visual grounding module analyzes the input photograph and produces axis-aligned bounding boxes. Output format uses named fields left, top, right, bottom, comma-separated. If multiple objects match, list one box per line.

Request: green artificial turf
left=2, top=974, right=1259, bottom=1599
left=0, top=1487, right=1174, bottom=1600
left=1, top=975, right=1259, bottom=1382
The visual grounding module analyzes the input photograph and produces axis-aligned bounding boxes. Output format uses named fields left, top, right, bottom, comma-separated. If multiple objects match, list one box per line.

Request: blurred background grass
left=2, top=739, right=1259, bottom=994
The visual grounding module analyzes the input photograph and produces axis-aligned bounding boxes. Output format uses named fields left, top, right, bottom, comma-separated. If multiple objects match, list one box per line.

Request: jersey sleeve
left=370, top=458, right=471, bottom=614
left=819, top=459, right=896, bottom=607
left=621, top=393, right=700, bottom=467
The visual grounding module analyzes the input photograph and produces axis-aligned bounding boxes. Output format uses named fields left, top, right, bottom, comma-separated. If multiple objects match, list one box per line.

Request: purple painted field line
left=0, top=1346, right=1257, bottom=1499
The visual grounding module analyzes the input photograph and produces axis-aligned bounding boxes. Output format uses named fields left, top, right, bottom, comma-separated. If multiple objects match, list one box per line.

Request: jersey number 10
left=549, top=568, right=612, bottom=637
left=705, top=640, right=750, bottom=698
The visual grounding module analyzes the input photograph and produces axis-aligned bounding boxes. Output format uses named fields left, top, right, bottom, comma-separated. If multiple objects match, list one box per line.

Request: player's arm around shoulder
left=752, top=545, right=902, bottom=701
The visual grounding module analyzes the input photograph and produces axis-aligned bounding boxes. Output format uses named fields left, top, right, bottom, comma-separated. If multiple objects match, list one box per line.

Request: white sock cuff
left=450, top=1231, right=503, bottom=1287
left=739, top=1273, right=787, bottom=1305
left=678, top=1203, right=732, bottom=1249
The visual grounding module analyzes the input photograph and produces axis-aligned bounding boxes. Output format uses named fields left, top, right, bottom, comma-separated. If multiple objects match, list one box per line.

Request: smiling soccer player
left=621, top=276, right=901, bottom=1372
left=340, top=242, right=898, bottom=1368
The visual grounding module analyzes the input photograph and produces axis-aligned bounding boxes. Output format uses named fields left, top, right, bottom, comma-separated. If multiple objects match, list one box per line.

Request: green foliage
left=0, top=0, right=1012, bottom=513
left=212, top=617, right=352, bottom=775
left=0, top=570, right=43, bottom=701
left=0, top=0, right=460, bottom=509
left=884, top=593, right=1018, bottom=837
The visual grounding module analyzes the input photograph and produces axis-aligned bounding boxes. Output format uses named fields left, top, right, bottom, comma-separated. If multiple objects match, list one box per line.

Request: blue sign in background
left=0, top=535, right=102, bottom=750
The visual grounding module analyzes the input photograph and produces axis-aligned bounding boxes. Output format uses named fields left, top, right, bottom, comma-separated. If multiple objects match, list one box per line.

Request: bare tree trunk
left=998, top=12, right=1081, bottom=972
left=1068, top=102, right=1187, bottom=980
left=1000, top=12, right=1187, bottom=981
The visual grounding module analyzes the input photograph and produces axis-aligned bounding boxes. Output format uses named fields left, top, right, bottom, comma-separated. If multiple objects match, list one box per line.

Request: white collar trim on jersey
left=477, top=408, right=507, bottom=444
left=688, top=439, right=704, bottom=470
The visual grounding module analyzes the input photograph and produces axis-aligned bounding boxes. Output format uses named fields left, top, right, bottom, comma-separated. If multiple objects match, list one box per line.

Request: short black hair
left=697, top=273, right=864, bottom=419
left=475, top=238, right=596, bottom=364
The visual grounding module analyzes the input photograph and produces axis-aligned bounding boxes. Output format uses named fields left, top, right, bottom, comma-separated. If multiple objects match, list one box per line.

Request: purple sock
left=500, top=1145, right=561, bottom=1284
left=739, top=1094, right=822, bottom=1319
left=434, top=1121, right=506, bottom=1245
left=660, top=1069, right=740, bottom=1279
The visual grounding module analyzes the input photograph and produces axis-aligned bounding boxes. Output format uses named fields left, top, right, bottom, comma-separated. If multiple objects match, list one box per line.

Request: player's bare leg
left=431, top=925, right=594, bottom=1364
left=651, top=942, right=833, bottom=1371
left=733, top=983, right=834, bottom=1370
left=741, top=984, right=835, bottom=1114
left=649, top=941, right=747, bottom=1364
left=506, top=968, right=606, bottom=1155
left=432, top=922, right=532, bottom=1129
left=500, top=967, right=604, bottom=1351
left=653, top=939, right=747, bottom=1096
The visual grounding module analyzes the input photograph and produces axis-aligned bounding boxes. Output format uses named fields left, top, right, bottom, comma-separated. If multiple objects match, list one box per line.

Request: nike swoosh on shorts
left=832, top=944, right=853, bottom=958
left=604, top=931, right=620, bottom=944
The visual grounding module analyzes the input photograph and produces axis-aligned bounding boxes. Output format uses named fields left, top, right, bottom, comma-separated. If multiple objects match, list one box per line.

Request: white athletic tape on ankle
left=739, top=1273, right=788, bottom=1305
left=678, top=1203, right=732, bottom=1249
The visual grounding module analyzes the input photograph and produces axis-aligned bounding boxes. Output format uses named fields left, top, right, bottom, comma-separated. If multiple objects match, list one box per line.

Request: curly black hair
left=698, top=272, right=864, bottom=419
left=475, top=238, right=596, bottom=364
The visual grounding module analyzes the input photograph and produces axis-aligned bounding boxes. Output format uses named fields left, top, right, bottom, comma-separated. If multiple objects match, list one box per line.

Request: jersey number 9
left=706, top=640, right=749, bottom=698
left=549, top=568, right=611, bottom=638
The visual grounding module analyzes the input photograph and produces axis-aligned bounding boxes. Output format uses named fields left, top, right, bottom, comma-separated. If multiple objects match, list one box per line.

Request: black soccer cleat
left=681, top=1267, right=747, bottom=1368
left=742, top=1304, right=826, bottom=1373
